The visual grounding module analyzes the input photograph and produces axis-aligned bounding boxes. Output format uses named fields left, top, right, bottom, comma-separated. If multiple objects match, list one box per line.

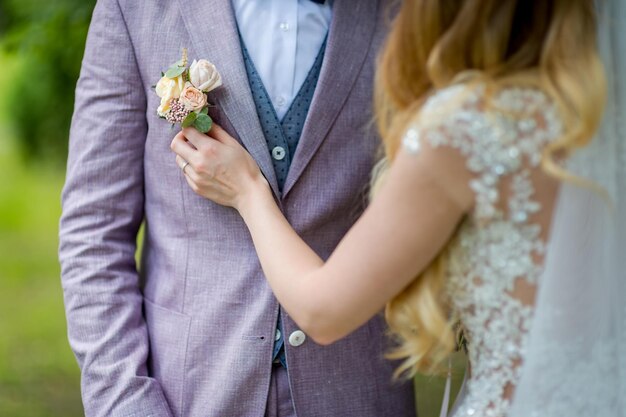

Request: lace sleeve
left=402, top=84, right=562, bottom=223
left=400, top=83, right=565, bottom=417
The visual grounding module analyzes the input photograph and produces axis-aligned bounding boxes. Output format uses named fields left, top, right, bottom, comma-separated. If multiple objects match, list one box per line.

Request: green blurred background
left=0, top=0, right=95, bottom=415
left=0, top=1, right=464, bottom=416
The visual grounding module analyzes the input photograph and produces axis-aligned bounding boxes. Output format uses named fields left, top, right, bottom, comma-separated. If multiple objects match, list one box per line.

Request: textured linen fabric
left=59, top=1, right=415, bottom=417
left=265, top=366, right=297, bottom=417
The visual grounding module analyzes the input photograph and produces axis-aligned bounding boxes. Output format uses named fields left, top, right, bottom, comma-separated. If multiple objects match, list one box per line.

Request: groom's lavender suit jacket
left=59, top=1, right=415, bottom=416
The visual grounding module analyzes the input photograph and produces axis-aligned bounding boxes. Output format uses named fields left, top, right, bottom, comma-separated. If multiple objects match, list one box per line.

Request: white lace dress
left=402, top=84, right=563, bottom=417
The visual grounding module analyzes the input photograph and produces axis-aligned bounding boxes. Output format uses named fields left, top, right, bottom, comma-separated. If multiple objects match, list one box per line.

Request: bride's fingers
left=176, top=154, right=203, bottom=183
left=181, top=165, right=216, bottom=196
left=171, top=132, right=198, bottom=163
left=209, top=123, right=239, bottom=146
left=182, top=170, right=202, bottom=195
left=180, top=127, right=209, bottom=149
left=182, top=165, right=232, bottom=206
left=176, top=154, right=185, bottom=170
left=176, top=154, right=192, bottom=174
left=182, top=127, right=227, bottom=157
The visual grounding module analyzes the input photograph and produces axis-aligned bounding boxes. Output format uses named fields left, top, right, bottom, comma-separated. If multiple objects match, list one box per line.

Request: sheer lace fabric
left=402, top=84, right=563, bottom=417
left=508, top=1, right=626, bottom=415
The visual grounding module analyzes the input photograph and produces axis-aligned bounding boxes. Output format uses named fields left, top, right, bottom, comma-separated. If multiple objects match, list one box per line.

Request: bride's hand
left=170, top=124, right=270, bottom=212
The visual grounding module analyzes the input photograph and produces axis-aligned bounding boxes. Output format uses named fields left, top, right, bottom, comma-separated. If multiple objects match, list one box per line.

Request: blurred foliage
left=0, top=129, right=83, bottom=414
left=0, top=1, right=96, bottom=414
left=0, top=0, right=96, bottom=165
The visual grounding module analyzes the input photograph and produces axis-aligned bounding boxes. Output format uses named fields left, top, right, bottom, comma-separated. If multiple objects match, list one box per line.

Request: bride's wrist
left=236, top=174, right=272, bottom=219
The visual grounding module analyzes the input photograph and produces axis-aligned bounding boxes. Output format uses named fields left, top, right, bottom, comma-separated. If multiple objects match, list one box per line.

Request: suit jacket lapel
left=177, top=0, right=280, bottom=197
left=282, top=0, right=380, bottom=197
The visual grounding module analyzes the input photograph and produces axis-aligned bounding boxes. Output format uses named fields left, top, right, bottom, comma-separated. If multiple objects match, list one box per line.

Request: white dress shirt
left=232, top=0, right=332, bottom=120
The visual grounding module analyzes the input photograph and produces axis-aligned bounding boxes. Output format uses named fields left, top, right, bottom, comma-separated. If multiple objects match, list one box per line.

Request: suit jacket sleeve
left=59, top=0, right=173, bottom=415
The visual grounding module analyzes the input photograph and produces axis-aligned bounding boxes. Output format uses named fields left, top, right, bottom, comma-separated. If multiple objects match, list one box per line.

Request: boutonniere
left=154, top=48, right=222, bottom=133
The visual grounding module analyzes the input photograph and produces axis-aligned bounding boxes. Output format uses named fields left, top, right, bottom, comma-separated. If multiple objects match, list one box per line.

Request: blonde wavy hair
left=374, top=0, right=606, bottom=377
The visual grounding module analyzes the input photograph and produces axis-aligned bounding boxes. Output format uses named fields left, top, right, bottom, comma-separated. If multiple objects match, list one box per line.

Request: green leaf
left=200, top=107, right=209, bottom=115
left=181, top=112, right=197, bottom=128
left=165, top=64, right=186, bottom=78
left=193, top=114, right=213, bottom=133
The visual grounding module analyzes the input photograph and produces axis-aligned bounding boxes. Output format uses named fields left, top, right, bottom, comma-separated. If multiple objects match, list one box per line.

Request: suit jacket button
left=288, top=330, right=306, bottom=347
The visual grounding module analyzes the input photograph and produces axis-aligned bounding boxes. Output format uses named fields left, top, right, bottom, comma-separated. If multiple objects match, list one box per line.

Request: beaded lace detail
left=402, top=84, right=562, bottom=417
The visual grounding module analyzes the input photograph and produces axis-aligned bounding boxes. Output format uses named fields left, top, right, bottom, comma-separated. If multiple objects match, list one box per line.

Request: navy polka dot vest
left=241, top=38, right=327, bottom=192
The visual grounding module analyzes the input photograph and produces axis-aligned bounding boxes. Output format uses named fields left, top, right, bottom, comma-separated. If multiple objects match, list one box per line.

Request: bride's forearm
left=237, top=181, right=330, bottom=340
left=239, top=185, right=323, bottom=278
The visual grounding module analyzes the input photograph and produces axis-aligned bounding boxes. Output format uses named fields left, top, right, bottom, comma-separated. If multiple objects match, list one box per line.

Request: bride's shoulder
left=404, top=82, right=563, bottom=154
left=419, top=82, right=560, bottom=127
left=402, top=82, right=564, bottom=183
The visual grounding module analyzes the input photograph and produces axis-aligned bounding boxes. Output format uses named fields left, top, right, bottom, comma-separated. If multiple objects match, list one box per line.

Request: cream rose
left=155, top=75, right=185, bottom=100
left=189, top=59, right=222, bottom=92
left=180, top=82, right=207, bottom=112
left=157, top=96, right=174, bottom=117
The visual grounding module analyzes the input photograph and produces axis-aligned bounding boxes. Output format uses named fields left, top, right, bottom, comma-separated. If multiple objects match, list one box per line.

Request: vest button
left=272, top=146, right=286, bottom=161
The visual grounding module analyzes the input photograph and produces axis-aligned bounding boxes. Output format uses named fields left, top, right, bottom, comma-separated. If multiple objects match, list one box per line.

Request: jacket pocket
left=144, top=298, right=192, bottom=417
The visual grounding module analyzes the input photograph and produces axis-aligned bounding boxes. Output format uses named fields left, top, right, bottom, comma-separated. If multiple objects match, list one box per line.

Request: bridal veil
left=508, top=1, right=626, bottom=415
